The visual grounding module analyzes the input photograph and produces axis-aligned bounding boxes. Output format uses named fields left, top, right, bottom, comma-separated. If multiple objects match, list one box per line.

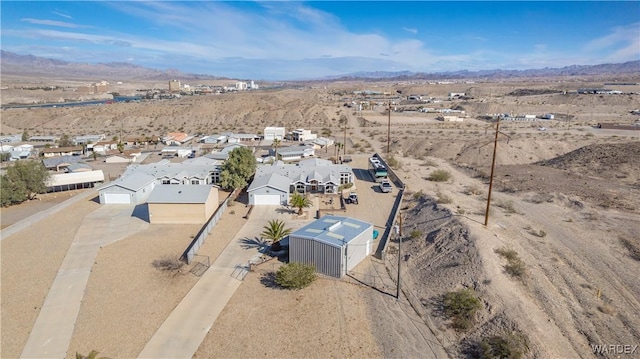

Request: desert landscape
left=2, top=69, right=640, bottom=359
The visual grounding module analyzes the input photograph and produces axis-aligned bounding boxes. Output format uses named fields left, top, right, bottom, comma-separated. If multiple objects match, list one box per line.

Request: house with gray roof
left=42, top=155, right=84, bottom=171
left=273, top=144, right=315, bottom=161
left=252, top=158, right=353, bottom=200
left=247, top=172, right=291, bottom=205
left=98, top=172, right=156, bottom=204
left=289, top=215, right=374, bottom=278
left=122, top=158, right=222, bottom=186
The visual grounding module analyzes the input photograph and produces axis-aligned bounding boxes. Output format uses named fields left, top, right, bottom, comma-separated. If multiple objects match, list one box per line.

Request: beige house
left=146, top=185, right=219, bottom=224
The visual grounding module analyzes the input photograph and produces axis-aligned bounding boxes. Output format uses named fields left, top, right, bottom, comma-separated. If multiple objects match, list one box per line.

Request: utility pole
left=343, top=121, right=347, bottom=157
left=484, top=118, right=500, bottom=226
left=387, top=101, right=391, bottom=156
left=396, top=213, right=403, bottom=299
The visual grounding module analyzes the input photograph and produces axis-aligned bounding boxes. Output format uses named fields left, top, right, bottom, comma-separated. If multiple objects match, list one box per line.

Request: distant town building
left=77, top=81, right=109, bottom=94
left=169, top=80, right=181, bottom=93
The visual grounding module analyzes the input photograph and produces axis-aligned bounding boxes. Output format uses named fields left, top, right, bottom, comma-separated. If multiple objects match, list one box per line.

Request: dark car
left=345, top=192, right=358, bottom=204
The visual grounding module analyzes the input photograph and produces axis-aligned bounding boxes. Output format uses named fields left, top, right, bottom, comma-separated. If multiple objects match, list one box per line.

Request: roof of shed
left=147, top=185, right=214, bottom=204
left=291, top=215, right=372, bottom=248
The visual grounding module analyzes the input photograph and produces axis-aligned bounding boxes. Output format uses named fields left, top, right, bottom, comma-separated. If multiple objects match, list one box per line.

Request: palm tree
left=261, top=219, right=292, bottom=251
left=272, top=138, right=281, bottom=160
left=334, top=142, right=343, bottom=163
left=290, top=192, right=312, bottom=215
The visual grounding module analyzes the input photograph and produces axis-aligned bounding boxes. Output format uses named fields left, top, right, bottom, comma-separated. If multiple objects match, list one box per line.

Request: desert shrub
left=528, top=228, right=547, bottom=238
left=275, top=263, right=317, bottom=290
left=463, top=185, right=483, bottom=196
left=620, top=236, right=640, bottom=261
left=443, top=289, right=482, bottom=330
left=597, top=303, right=616, bottom=315
left=477, top=332, right=529, bottom=359
left=495, top=247, right=526, bottom=279
left=409, top=230, right=423, bottom=240
left=152, top=256, right=184, bottom=272
left=413, top=190, right=427, bottom=201
left=387, top=156, right=400, bottom=169
left=495, top=199, right=517, bottom=214
left=526, top=193, right=554, bottom=204
left=422, top=159, right=437, bottom=167
left=428, top=169, right=451, bottom=182
left=436, top=191, right=452, bottom=204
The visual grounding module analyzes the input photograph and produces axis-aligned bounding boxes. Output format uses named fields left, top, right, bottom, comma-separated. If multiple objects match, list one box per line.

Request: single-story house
left=98, top=172, right=156, bottom=204
left=29, top=136, right=58, bottom=143
left=264, top=127, right=286, bottom=141
left=47, top=170, right=105, bottom=193
left=42, top=155, right=84, bottom=171
left=146, top=185, right=219, bottom=224
left=74, top=134, right=105, bottom=145
left=289, top=215, right=374, bottom=278
left=41, top=146, right=84, bottom=158
left=275, top=145, right=315, bottom=161
left=200, top=135, right=227, bottom=144
left=12, top=144, right=35, bottom=152
left=223, top=132, right=260, bottom=143
left=92, top=141, right=119, bottom=155
left=250, top=158, right=353, bottom=202
left=207, top=143, right=248, bottom=161
left=312, top=137, right=335, bottom=149
left=10, top=151, right=31, bottom=161
left=162, top=132, right=193, bottom=146
left=0, top=144, right=14, bottom=153
left=247, top=172, right=291, bottom=206
left=161, top=146, right=193, bottom=158
left=104, top=150, right=141, bottom=163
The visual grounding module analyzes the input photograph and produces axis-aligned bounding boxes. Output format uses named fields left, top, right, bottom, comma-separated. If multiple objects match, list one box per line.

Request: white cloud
left=402, top=27, right=418, bottom=34
left=21, top=18, right=82, bottom=28
left=53, top=11, right=72, bottom=19
left=584, top=22, right=640, bottom=62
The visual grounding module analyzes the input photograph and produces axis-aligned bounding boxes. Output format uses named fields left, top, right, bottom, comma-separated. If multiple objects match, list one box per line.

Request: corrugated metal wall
left=290, top=236, right=344, bottom=278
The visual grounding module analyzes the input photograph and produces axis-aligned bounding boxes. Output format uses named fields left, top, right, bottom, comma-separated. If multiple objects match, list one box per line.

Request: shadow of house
left=132, top=203, right=150, bottom=222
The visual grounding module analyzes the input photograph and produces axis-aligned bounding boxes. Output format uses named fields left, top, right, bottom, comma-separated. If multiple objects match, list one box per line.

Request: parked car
left=345, top=192, right=358, bottom=204
left=379, top=180, right=393, bottom=193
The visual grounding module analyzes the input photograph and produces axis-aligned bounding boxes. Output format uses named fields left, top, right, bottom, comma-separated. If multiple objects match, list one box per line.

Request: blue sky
left=1, top=1, right=639, bottom=81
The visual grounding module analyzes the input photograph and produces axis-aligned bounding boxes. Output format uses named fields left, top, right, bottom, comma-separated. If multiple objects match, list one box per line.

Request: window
left=191, top=179, right=200, bottom=185
left=162, top=179, right=170, bottom=185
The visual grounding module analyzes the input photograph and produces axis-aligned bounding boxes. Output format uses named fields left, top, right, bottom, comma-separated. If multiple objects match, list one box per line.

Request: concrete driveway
left=138, top=204, right=315, bottom=359
left=20, top=205, right=149, bottom=359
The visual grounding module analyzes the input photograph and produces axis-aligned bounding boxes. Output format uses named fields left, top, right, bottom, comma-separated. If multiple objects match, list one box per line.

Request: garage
left=103, top=193, right=131, bottom=204
left=253, top=194, right=282, bottom=205
left=247, top=172, right=291, bottom=206
left=98, top=172, right=157, bottom=205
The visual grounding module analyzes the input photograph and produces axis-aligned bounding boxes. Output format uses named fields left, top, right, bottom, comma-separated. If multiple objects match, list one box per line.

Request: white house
left=276, top=145, right=315, bottom=161
left=290, top=129, right=317, bottom=142
left=312, top=137, right=335, bottom=149
left=161, top=146, right=193, bottom=158
left=264, top=127, right=286, bottom=141
left=247, top=172, right=291, bottom=206
left=98, top=172, right=157, bottom=204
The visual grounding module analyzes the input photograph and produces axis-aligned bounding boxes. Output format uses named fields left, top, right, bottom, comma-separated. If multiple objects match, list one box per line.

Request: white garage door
left=265, top=133, right=275, bottom=140
left=253, top=194, right=281, bottom=205
left=104, top=193, right=131, bottom=204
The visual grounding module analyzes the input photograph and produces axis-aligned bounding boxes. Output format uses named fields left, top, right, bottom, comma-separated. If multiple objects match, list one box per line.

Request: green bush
left=428, top=169, right=451, bottom=182
left=478, top=333, right=529, bottom=359
left=436, top=191, right=452, bottom=204
left=495, top=247, right=526, bottom=279
left=275, top=263, right=317, bottom=290
left=443, top=289, right=482, bottom=330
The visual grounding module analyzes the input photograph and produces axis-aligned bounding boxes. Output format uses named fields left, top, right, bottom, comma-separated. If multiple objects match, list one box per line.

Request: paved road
left=20, top=205, right=149, bottom=359
left=138, top=204, right=315, bottom=359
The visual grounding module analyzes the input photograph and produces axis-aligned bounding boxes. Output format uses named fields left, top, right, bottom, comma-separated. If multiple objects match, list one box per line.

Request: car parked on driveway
left=379, top=180, right=393, bottom=193
left=345, top=192, right=359, bottom=204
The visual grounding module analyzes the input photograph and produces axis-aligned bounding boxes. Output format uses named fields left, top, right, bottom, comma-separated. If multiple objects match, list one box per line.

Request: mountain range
left=1, top=50, right=638, bottom=82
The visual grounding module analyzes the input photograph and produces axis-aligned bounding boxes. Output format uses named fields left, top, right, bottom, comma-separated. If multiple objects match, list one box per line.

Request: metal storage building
left=289, top=215, right=374, bottom=278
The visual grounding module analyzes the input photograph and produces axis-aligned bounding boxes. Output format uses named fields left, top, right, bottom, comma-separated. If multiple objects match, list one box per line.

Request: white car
left=379, top=180, right=393, bottom=193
